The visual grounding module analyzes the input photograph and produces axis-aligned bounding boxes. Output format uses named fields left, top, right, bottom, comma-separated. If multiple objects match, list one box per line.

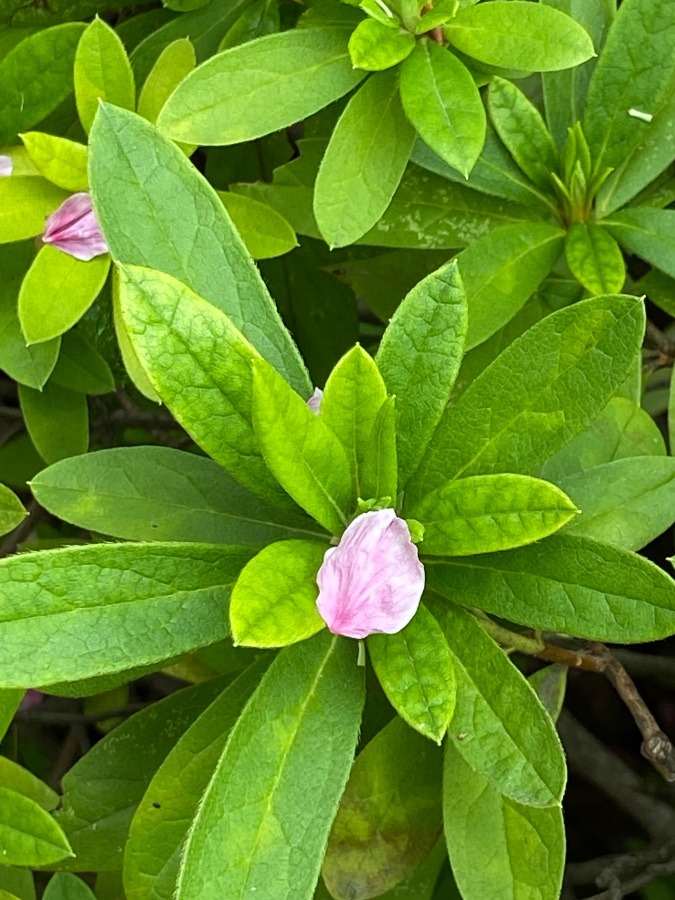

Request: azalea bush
left=1, top=0, right=675, bottom=898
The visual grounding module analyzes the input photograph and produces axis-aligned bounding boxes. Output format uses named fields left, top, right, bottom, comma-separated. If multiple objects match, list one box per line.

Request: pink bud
left=42, top=192, right=108, bottom=261
left=0, top=155, right=12, bottom=176
left=307, top=387, right=323, bottom=414
left=316, top=508, right=425, bottom=639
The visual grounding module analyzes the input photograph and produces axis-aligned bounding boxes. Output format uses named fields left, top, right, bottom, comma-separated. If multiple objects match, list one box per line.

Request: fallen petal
left=42, top=192, right=108, bottom=261
left=307, top=387, right=323, bottom=414
left=0, top=155, right=12, bottom=177
left=316, top=508, right=425, bottom=639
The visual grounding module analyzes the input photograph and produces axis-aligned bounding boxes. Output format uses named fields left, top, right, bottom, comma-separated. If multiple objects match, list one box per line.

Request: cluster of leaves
left=0, top=0, right=674, bottom=898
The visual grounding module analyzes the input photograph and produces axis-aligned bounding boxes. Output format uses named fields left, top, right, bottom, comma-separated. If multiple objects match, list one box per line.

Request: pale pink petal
left=307, top=387, right=323, bottom=414
left=316, top=508, right=425, bottom=639
left=0, top=155, right=12, bottom=177
left=19, top=689, right=44, bottom=711
left=42, top=192, right=108, bottom=261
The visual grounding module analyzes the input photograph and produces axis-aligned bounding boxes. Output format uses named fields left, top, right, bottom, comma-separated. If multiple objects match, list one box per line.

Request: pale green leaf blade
left=158, top=28, right=365, bottom=145
left=0, top=483, right=26, bottom=537
left=407, top=295, right=645, bottom=506
left=321, top=345, right=387, bottom=501
left=368, top=604, right=456, bottom=743
left=412, top=473, right=578, bottom=556
left=0, top=542, right=253, bottom=687
left=117, top=263, right=289, bottom=505
left=323, top=717, right=442, bottom=900
left=20, top=133, right=88, bottom=192
left=0, top=758, right=58, bottom=811
left=400, top=41, right=485, bottom=178
left=252, top=359, right=353, bottom=533
left=176, top=633, right=365, bottom=900
left=19, top=247, right=110, bottom=344
left=349, top=19, right=414, bottom=72
left=444, top=742, right=565, bottom=900
left=0, top=787, right=72, bottom=866
left=556, top=457, right=675, bottom=551
left=43, top=874, right=96, bottom=900
left=564, top=222, right=626, bottom=295
left=458, top=222, right=565, bottom=350
left=137, top=38, right=196, bottom=125
left=19, top=381, right=88, bottom=465
left=604, top=209, right=675, bottom=280
left=488, top=77, right=558, bottom=189
left=50, top=329, right=115, bottom=396
left=445, top=1, right=595, bottom=71
left=56, top=679, right=228, bottom=872
left=375, top=260, right=467, bottom=487
left=0, top=177, right=69, bottom=243
left=0, top=24, right=85, bottom=142
left=0, top=691, right=22, bottom=743
left=361, top=396, right=397, bottom=503
left=89, top=104, right=310, bottom=394
left=427, top=533, right=675, bottom=643
left=314, top=71, right=416, bottom=248
left=218, top=192, right=297, bottom=260
left=429, top=600, right=566, bottom=807
left=74, top=17, right=135, bottom=133
left=583, top=0, right=675, bottom=171
left=123, top=663, right=269, bottom=900
left=230, top=540, right=327, bottom=647
left=31, top=446, right=324, bottom=545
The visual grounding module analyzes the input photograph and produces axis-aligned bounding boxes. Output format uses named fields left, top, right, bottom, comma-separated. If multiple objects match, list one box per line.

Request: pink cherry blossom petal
left=307, top=387, right=323, bottom=414
left=0, top=155, right=12, bottom=177
left=42, top=192, right=108, bottom=261
left=316, top=508, right=425, bottom=639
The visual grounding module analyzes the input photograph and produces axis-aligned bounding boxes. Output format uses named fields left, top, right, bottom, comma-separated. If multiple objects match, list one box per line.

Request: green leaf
left=31, top=446, right=324, bottom=545
left=158, top=28, right=365, bottom=145
left=457, top=223, right=565, bottom=350
left=375, top=260, right=467, bottom=487
left=0, top=758, right=58, bottom=811
left=176, top=633, right=365, bottom=900
left=321, top=345, right=388, bottom=501
left=230, top=540, right=326, bottom=647
left=604, top=209, right=675, bottom=280
left=542, top=0, right=614, bottom=146
left=428, top=600, right=566, bottom=807
left=218, top=0, right=280, bottom=51
left=19, top=381, right=88, bottom=465
left=0, top=483, right=26, bottom=537
left=112, top=273, right=160, bottom=402
left=0, top=244, right=60, bottom=389
left=56, top=679, right=228, bottom=871
left=427, top=533, right=675, bottom=643
left=20, top=133, right=88, bottom=192
left=323, top=717, right=442, bottom=899
left=400, top=41, right=485, bottom=178
left=0, top=542, right=253, bottom=688
left=407, top=295, right=645, bottom=506
left=0, top=787, right=72, bottom=866
left=412, top=473, right=577, bottom=556
left=564, top=222, right=625, bottom=295
left=252, top=359, right=353, bottom=533
left=0, top=177, right=69, bottom=243
left=0, top=24, right=85, bottom=142
left=368, top=604, right=455, bottom=743
left=218, top=192, right=297, bottom=259
left=556, top=457, right=675, bottom=551
left=89, top=104, right=309, bottom=394
left=445, top=1, right=595, bottom=72
left=529, top=664, right=567, bottom=723
left=0, top=691, right=22, bottom=742
left=488, top=77, right=557, bottom=190
left=117, top=263, right=289, bottom=505
left=0, top=868, right=34, bottom=900
left=43, top=875, right=95, bottom=900
left=443, top=742, right=565, bottom=900
left=361, top=397, right=398, bottom=502
left=541, top=396, right=665, bottom=482
left=123, top=662, right=269, bottom=900
left=137, top=38, right=196, bottom=124
left=314, top=71, right=416, bottom=248
left=583, top=0, right=675, bottom=171
left=50, top=329, right=115, bottom=395
left=74, top=17, right=135, bottom=133
left=349, top=18, right=415, bottom=71
left=18, top=247, right=110, bottom=344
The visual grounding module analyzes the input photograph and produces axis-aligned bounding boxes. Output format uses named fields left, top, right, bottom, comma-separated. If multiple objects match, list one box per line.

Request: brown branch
left=583, top=840, right=675, bottom=899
